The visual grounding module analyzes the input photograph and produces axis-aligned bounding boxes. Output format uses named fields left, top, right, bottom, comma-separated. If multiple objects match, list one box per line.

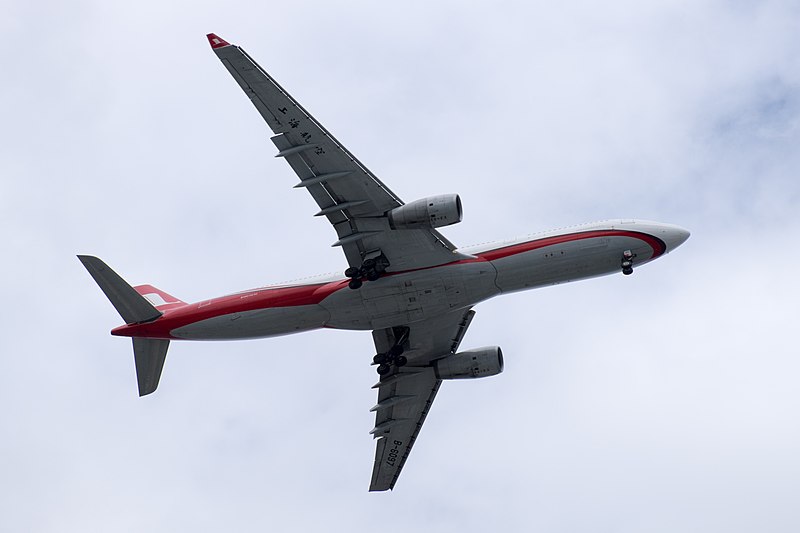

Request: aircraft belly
left=492, top=236, right=653, bottom=293
left=171, top=304, right=330, bottom=340
left=322, top=262, right=498, bottom=330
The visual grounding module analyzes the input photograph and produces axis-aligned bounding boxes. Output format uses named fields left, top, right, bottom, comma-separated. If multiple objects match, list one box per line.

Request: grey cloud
left=3, top=1, right=800, bottom=532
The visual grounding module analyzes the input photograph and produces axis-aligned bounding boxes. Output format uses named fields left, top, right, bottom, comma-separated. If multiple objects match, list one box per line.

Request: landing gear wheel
left=344, top=266, right=360, bottom=278
left=373, top=353, right=387, bottom=365
left=362, top=258, right=376, bottom=269
left=620, top=250, right=636, bottom=276
left=348, top=278, right=363, bottom=290
left=395, top=355, right=408, bottom=367
left=377, top=363, right=391, bottom=375
left=366, top=269, right=381, bottom=281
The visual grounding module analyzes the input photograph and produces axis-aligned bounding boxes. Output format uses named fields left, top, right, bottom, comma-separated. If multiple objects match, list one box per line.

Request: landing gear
left=373, top=327, right=410, bottom=374
left=621, top=249, right=635, bottom=276
left=373, top=353, right=408, bottom=374
left=388, top=345, right=404, bottom=357
left=345, top=254, right=390, bottom=289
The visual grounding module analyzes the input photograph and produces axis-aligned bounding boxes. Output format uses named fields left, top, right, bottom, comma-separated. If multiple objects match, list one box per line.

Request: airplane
left=78, top=33, right=690, bottom=492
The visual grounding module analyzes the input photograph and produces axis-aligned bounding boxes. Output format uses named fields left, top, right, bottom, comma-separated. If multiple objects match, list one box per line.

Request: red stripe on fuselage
left=112, top=229, right=665, bottom=339
left=112, top=279, right=348, bottom=338
left=474, top=229, right=667, bottom=262
left=382, top=229, right=667, bottom=275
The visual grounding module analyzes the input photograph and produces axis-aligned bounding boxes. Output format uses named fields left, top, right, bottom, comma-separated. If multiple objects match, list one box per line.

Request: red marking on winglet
left=206, top=33, right=231, bottom=49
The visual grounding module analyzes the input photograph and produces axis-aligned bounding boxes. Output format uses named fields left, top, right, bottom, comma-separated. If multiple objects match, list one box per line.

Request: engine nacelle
left=434, top=346, right=504, bottom=380
left=388, top=194, right=462, bottom=230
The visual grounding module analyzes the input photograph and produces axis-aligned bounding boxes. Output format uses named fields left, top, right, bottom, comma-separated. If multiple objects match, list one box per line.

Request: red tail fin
left=134, top=285, right=186, bottom=311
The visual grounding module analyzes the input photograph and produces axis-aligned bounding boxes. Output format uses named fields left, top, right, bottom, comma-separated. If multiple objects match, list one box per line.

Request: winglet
left=206, top=33, right=231, bottom=49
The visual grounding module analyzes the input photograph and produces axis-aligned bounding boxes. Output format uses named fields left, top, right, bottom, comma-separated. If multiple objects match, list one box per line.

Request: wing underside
left=369, top=309, right=475, bottom=491
left=208, top=35, right=469, bottom=271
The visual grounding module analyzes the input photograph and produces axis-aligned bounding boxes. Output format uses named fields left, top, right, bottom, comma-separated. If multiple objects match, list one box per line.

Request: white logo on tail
left=143, top=293, right=173, bottom=307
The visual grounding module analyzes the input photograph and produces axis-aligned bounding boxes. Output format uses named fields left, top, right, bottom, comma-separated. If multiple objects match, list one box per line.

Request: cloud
left=2, top=1, right=799, bottom=532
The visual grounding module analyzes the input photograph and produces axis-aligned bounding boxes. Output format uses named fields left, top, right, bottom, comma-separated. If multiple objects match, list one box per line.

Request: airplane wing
left=368, top=308, right=475, bottom=491
left=207, top=34, right=470, bottom=271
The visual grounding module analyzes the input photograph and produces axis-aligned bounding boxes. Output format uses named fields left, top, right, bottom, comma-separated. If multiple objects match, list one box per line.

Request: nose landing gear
left=621, top=249, right=636, bottom=275
left=373, top=327, right=409, bottom=374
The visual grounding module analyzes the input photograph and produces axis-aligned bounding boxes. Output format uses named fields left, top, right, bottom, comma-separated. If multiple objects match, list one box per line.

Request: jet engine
left=388, top=194, right=462, bottom=229
left=433, top=346, right=504, bottom=380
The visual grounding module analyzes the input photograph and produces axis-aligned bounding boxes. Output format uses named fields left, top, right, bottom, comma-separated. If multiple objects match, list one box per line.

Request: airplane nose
left=663, top=225, right=691, bottom=251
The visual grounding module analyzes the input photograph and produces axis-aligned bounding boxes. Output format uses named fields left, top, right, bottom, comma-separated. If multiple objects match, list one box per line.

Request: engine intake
left=388, top=194, right=462, bottom=230
left=434, top=346, right=504, bottom=380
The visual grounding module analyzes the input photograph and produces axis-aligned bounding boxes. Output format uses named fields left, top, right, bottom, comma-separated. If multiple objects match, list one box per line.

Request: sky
left=2, top=1, right=800, bottom=531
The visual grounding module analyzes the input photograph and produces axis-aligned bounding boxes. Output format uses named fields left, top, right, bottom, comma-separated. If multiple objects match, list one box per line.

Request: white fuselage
left=114, top=220, right=689, bottom=341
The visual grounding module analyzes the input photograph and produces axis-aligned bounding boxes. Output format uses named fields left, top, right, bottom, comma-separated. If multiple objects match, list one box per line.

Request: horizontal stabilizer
left=78, top=255, right=162, bottom=324
left=132, top=338, right=170, bottom=396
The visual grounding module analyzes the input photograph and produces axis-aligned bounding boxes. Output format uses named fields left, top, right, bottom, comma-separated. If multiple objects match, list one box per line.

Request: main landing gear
left=345, top=255, right=390, bottom=290
left=621, top=249, right=636, bottom=276
left=373, top=327, right=409, bottom=375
